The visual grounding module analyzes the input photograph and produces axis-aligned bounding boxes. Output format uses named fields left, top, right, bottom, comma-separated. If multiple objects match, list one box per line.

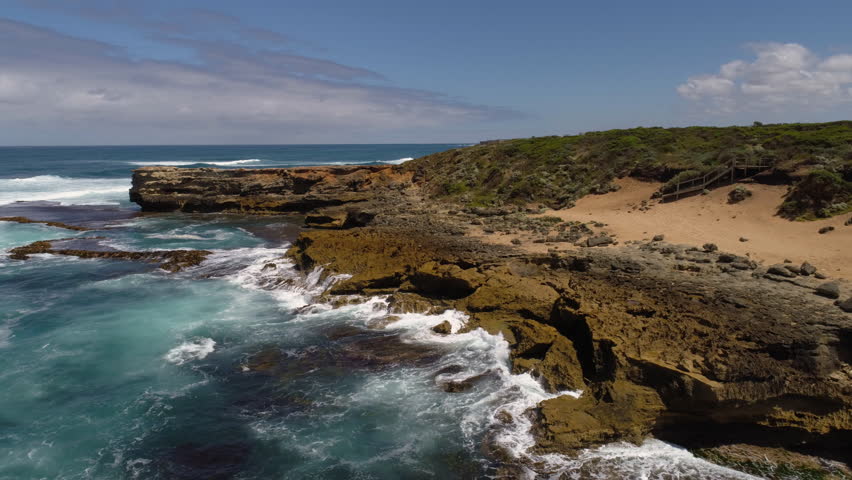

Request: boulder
left=800, top=262, right=817, bottom=276
left=818, top=226, right=835, bottom=234
left=727, top=186, right=752, bottom=204
left=816, top=282, right=840, bottom=299
left=586, top=235, right=614, bottom=247
left=702, top=243, right=718, bottom=253
left=767, top=264, right=797, bottom=278
left=836, top=297, right=852, bottom=313
left=784, top=264, right=802, bottom=275
left=431, top=320, right=452, bottom=335
left=739, top=237, right=749, bottom=242
left=652, top=234, right=665, bottom=242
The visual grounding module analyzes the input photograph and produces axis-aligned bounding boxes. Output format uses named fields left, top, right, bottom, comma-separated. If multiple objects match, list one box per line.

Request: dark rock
left=717, top=253, right=739, bottom=263
left=784, top=264, right=802, bottom=275
left=836, top=297, right=852, bottom=313
left=342, top=208, right=376, bottom=228
left=815, top=272, right=828, bottom=280
left=702, top=243, right=718, bottom=253
left=767, top=264, right=797, bottom=278
left=727, top=186, right=753, bottom=204
left=845, top=217, right=852, bottom=226
left=816, top=282, right=841, bottom=299
left=730, top=262, right=753, bottom=270
left=586, top=235, right=614, bottom=247
left=739, top=237, right=749, bottom=242
left=439, top=370, right=497, bottom=393
left=495, top=410, right=514, bottom=424
left=652, top=234, right=665, bottom=242
left=511, top=238, right=522, bottom=245
left=800, top=262, right=817, bottom=276
left=434, top=365, right=464, bottom=377
left=818, top=226, right=835, bottom=234
left=431, top=320, right=452, bottom=335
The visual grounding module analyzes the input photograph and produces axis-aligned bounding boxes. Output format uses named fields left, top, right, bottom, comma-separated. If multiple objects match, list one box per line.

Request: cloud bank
left=677, top=43, right=852, bottom=114
left=0, top=14, right=514, bottom=144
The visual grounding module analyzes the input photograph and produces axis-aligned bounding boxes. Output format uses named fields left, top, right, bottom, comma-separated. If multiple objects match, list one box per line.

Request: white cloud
left=677, top=42, right=852, bottom=113
left=0, top=18, right=515, bottom=144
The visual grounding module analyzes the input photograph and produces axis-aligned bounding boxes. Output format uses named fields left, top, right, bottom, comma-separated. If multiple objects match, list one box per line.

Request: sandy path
left=537, top=178, right=851, bottom=279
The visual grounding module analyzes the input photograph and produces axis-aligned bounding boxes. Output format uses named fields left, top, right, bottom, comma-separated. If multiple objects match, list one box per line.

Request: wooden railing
left=661, top=159, right=772, bottom=201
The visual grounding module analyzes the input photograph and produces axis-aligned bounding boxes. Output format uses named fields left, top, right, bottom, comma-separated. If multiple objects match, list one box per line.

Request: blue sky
left=1, top=0, right=851, bottom=145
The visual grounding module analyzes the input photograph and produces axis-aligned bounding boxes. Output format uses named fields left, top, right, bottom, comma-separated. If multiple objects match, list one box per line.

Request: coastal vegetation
left=404, top=121, right=852, bottom=217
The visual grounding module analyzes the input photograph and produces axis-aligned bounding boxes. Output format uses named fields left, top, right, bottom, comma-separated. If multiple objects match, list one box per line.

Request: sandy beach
left=477, top=178, right=852, bottom=280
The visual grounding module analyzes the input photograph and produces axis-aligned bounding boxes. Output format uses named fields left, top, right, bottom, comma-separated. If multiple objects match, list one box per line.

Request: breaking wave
left=164, top=338, right=216, bottom=365
left=0, top=175, right=129, bottom=206
left=324, top=156, right=414, bottom=166
left=128, top=159, right=262, bottom=166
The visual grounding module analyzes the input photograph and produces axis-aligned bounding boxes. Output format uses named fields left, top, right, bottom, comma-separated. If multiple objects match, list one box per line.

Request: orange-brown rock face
left=129, top=165, right=412, bottom=213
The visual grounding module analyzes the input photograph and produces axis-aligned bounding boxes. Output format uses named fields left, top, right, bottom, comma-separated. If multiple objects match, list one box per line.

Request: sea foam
left=164, top=338, right=216, bottom=365
left=128, top=159, right=261, bottom=166
left=0, top=175, right=129, bottom=206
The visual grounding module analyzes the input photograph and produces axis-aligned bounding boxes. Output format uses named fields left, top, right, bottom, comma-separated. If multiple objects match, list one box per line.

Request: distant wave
left=383, top=157, right=413, bottom=165
left=0, top=175, right=128, bottom=206
left=129, top=159, right=262, bottom=166
left=325, top=157, right=414, bottom=166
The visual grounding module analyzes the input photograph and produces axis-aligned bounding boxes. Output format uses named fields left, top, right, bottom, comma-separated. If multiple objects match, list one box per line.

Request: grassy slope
left=403, top=121, right=852, bottom=215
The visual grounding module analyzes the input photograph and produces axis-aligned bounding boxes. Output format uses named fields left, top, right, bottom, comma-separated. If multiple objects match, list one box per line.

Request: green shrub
left=404, top=121, right=852, bottom=209
left=779, top=169, right=852, bottom=219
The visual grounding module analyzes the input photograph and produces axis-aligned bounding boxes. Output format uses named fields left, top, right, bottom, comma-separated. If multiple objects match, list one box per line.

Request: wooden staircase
left=661, top=160, right=772, bottom=201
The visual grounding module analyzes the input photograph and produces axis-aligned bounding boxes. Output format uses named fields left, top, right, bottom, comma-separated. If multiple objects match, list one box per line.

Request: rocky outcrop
left=9, top=239, right=210, bottom=272
left=0, top=216, right=93, bottom=231
left=286, top=225, right=852, bottom=466
left=129, top=165, right=412, bottom=213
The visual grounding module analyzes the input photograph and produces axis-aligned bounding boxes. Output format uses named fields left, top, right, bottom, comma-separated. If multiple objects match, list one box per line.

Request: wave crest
left=0, top=175, right=129, bottom=206
left=128, top=159, right=262, bottom=166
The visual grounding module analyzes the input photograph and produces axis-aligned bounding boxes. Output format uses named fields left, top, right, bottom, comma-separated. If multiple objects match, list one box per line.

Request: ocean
left=0, top=145, right=755, bottom=479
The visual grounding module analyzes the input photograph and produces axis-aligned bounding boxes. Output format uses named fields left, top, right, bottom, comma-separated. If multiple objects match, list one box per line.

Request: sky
left=0, top=0, right=851, bottom=145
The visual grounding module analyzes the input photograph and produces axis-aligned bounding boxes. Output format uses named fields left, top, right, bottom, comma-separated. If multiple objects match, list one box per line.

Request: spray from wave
left=128, top=159, right=262, bottom=167
left=0, top=175, right=129, bottom=206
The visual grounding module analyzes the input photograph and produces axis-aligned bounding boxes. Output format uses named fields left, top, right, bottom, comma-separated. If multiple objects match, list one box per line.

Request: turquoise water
left=0, top=146, right=757, bottom=479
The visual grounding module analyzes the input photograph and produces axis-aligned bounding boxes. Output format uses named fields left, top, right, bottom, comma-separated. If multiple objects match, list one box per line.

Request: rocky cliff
left=130, top=165, right=411, bottom=213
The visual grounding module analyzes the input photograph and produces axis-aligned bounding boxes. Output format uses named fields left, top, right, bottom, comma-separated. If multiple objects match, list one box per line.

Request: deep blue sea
left=0, top=145, right=753, bottom=479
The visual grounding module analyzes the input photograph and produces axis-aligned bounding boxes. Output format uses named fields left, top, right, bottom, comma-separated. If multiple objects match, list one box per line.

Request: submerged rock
left=8, top=239, right=210, bottom=272
left=0, top=216, right=93, bottom=231
left=439, top=370, right=498, bottom=393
